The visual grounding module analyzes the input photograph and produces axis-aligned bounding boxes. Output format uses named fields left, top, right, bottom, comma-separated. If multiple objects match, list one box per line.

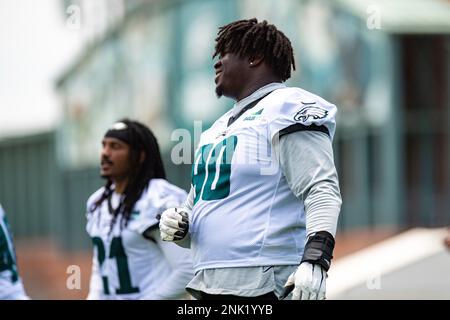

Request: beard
left=215, top=85, right=223, bottom=98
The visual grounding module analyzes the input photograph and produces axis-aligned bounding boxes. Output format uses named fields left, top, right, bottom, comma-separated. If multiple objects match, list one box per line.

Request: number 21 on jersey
left=91, top=236, right=139, bottom=295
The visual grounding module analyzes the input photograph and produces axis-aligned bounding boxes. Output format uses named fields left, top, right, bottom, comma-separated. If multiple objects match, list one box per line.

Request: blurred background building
left=0, top=0, right=449, bottom=299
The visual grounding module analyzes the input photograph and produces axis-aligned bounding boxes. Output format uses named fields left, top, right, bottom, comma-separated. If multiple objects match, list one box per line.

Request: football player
left=160, top=18, right=342, bottom=300
left=0, top=204, right=29, bottom=300
left=86, top=119, right=193, bottom=299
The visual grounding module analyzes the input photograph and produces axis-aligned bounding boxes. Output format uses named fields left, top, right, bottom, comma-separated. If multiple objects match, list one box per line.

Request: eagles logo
left=294, top=105, right=328, bottom=122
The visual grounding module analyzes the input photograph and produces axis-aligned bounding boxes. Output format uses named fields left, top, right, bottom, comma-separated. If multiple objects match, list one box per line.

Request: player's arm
left=278, top=130, right=342, bottom=300
left=159, top=187, right=194, bottom=248
left=142, top=228, right=194, bottom=300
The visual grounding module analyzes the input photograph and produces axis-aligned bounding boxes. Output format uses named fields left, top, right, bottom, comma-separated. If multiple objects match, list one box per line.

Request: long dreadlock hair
left=213, top=18, right=296, bottom=82
left=89, top=118, right=166, bottom=233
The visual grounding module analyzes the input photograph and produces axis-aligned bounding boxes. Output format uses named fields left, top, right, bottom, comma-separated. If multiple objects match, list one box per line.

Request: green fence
left=0, top=132, right=57, bottom=238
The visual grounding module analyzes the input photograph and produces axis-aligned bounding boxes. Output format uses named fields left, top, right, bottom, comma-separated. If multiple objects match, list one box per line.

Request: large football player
left=160, top=18, right=342, bottom=300
left=0, top=204, right=29, bottom=300
left=86, top=119, right=193, bottom=299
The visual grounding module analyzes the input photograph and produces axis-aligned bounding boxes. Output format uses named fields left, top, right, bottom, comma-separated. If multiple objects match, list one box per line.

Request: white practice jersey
left=190, top=85, right=337, bottom=271
left=0, top=205, right=28, bottom=300
left=86, top=178, right=192, bottom=299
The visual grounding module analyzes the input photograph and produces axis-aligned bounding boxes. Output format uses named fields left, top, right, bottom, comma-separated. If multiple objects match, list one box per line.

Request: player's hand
left=159, top=207, right=189, bottom=241
left=283, top=262, right=327, bottom=300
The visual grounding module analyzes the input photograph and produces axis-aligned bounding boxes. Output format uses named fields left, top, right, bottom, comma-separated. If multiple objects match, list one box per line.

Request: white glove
left=159, top=207, right=189, bottom=241
left=284, top=262, right=327, bottom=300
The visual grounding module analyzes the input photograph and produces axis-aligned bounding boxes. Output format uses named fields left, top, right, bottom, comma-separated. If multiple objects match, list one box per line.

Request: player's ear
left=249, top=55, right=264, bottom=67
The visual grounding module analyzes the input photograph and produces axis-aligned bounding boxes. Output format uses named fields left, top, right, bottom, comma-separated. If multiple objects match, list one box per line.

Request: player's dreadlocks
left=213, top=18, right=296, bottom=82
left=90, top=118, right=166, bottom=233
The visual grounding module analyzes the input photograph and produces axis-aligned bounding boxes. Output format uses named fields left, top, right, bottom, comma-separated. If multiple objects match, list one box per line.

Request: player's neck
left=113, top=177, right=129, bottom=194
left=236, top=75, right=280, bottom=102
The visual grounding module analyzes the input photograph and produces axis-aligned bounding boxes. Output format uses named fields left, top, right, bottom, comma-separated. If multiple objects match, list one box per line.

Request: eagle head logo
left=294, top=105, right=328, bottom=122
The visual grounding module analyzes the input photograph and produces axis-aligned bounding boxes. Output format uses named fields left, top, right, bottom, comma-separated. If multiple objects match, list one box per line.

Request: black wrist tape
left=301, top=231, right=335, bottom=271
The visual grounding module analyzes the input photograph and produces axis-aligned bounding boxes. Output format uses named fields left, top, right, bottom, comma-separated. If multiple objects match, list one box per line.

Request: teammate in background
left=86, top=119, right=193, bottom=300
left=160, top=18, right=342, bottom=300
left=0, top=204, right=29, bottom=300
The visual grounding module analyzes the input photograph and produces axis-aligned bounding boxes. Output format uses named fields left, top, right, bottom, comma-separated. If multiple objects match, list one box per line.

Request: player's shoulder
left=262, top=86, right=338, bottom=139
left=265, top=86, right=336, bottom=112
left=145, top=178, right=187, bottom=201
left=0, top=204, right=4, bottom=219
left=86, top=187, right=106, bottom=209
left=263, top=86, right=337, bottom=126
left=136, top=179, right=187, bottom=220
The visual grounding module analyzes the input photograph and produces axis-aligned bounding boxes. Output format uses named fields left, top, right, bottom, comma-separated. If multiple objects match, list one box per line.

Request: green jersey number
left=0, top=216, right=19, bottom=283
left=192, top=135, right=238, bottom=204
left=91, top=236, right=139, bottom=295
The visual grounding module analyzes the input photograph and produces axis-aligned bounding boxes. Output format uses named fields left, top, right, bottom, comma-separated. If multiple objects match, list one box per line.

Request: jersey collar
left=231, top=82, right=286, bottom=117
